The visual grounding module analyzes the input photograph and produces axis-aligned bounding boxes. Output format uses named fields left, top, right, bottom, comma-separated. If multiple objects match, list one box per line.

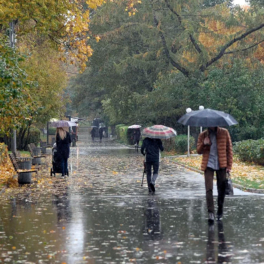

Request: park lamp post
left=9, top=21, right=17, bottom=153
left=186, top=106, right=204, bottom=157
left=186, top=108, right=192, bottom=157
left=199, top=105, right=204, bottom=133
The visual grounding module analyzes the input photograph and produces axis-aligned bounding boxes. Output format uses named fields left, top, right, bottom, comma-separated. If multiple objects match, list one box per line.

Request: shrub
left=28, top=127, right=41, bottom=146
left=162, top=137, right=176, bottom=152
left=48, top=127, right=57, bottom=135
left=233, top=139, right=264, bottom=165
left=175, top=135, right=195, bottom=154
left=115, top=125, right=133, bottom=144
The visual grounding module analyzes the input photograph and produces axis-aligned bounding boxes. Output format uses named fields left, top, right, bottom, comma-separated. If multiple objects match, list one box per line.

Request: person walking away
left=90, top=127, right=96, bottom=142
left=56, top=127, right=72, bottom=177
left=141, top=137, right=164, bottom=194
left=99, top=127, right=103, bottom=143
left=134, top=128, right=141, bottom=147
left=197, top=127, right=233, bottom=223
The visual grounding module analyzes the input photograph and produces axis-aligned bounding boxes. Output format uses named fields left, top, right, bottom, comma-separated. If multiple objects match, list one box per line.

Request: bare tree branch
left=164, top=0, right=203, bottom=57
left=152, top=11, right=189, bottom=77
left=164, top=0, right=182, bottom=25
left=189, top=34, right=202, bottom=54
left=200, top=23, right=264, bottom=71
left=224, top=39, right=264, bottom=54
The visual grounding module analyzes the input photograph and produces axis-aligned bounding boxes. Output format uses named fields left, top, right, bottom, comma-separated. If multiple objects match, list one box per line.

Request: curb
left=166, top=157, right=264, bottom=194
left=0, top=173, right=18, bottom=195
left=0, top=186, right=6, bottom=195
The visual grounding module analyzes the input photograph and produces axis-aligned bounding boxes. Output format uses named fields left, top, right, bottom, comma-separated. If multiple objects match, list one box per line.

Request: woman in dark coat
left=56, top=127, right=71, bottom=177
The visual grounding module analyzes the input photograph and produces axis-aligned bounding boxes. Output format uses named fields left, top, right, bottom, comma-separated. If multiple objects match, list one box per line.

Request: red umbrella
left=142, top=125, right=177, bottom=139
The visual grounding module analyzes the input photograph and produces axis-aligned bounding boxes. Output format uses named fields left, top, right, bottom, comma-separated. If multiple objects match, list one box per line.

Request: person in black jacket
left=133, top=129, right=141, bottom=147
left=99, top=127, right=103, bottom=143
left=56, top=127, right=72, bottom=177
left=90, top=127, right=96, bottom=141
left=141, top=137, right=164, bottom=194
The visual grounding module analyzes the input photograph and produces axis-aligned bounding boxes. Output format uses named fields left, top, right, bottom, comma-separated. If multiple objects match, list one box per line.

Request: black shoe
left=150, top=183, right=155, bottom=193
left=217, top=208, right=223, bottom=221
left=208, top=213, right=215, bottom=224
left=216, top=213, right=223, bottom=221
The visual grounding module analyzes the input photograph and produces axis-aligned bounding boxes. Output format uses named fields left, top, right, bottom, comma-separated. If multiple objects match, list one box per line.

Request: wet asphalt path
left=0, top=129, right=264, bottom=263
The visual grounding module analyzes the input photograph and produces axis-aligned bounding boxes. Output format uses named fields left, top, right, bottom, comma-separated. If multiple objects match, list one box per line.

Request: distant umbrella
left=178, top=108, right=238, bottom=127
left=50, top=120, right=77, bottom=127
left=128, top=124, right=141, bottom=129
left=142, top=125, right=177, bottom=139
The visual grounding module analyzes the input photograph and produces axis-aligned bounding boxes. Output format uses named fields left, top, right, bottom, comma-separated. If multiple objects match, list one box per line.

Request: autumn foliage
left=0, top=144, right=17, bottom=187
left=0, top=0, right=105, bottom=70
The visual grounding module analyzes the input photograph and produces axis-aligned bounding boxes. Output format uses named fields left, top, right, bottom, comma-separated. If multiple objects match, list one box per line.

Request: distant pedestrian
left=197, top=127, right=233, bottom=223
left=133, top=128, right=141, bottom=147
left=91, top=127, right=96, bottom=141
left=56, top=127, right=72, bottom=177
left=99, top=127, right=103, bottom=143
left=141, top=137, right=164, bottom=194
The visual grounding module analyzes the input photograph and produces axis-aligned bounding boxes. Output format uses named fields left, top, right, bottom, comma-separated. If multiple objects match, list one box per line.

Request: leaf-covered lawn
left=174, top=155, right=264, bottom=189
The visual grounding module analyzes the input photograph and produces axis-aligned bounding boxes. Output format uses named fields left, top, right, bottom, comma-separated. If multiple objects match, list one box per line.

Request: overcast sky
left=233, top=0, right=247, bottom=5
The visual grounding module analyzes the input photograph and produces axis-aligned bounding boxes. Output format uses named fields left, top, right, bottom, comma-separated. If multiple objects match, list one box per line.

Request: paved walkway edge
left=166, top=157, right=264, bottom=194
left=0, top=174, right=18, bottom=195
left=0, top=186, right=6, bottom=195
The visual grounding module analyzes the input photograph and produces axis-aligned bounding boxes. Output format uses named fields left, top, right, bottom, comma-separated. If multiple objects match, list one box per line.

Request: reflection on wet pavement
left=1, top=132, right=264, bottom=263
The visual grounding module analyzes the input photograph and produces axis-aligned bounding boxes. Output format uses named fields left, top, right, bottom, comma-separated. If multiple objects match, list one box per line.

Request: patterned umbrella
left=128, top=124, right=141, bottom=129
left=50, top=120, right=77, bottom=127
left=142, top=125, right=177, bottom=139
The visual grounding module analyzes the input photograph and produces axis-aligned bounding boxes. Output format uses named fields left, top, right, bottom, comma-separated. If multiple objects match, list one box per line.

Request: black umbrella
left=178, top=108, right=238, bottom=127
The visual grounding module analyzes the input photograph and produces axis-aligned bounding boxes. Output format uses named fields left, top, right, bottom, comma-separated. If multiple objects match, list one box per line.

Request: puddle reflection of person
left=206, top=221, right=231, bottom=263
left=144, top=199, right=162, bottom=241
left=53, top=188, right=71, bottom=224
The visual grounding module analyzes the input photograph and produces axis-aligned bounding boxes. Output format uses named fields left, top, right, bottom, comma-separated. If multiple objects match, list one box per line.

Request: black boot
left=217, top=207, right=223, bottom=221
left=150, top=183, right=155, bottom=194
left=148, top=184, right=152, bottom=194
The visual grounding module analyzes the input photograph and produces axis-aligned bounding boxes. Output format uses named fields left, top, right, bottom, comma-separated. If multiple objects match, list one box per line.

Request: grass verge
left=172, top=155, right=264, bottom=190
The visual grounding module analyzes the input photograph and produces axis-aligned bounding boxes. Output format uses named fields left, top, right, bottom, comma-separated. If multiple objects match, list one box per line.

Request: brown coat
left=197, top=127, right=233, bottom=171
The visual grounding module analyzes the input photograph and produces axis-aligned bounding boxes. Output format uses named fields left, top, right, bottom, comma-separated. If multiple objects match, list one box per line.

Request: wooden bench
left=27, top=144, right=47, bottom=166
left=30, top=143, right=47, bottom=154
left=28, top=144, right=46, bottom=158
left=8, top=153, right=38, bottom=176
left=13, top=151, right=40, bottom=171
left=13, top=151, right=22, bottom=159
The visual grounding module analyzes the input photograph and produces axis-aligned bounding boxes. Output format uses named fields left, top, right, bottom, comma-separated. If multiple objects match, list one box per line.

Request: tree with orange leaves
left=0, top=0, right=104, bottom=70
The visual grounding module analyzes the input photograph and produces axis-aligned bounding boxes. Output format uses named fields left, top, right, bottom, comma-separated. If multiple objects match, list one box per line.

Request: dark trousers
left=204, top=167, right=226, bottom=214
left=61, top=158, right=68, bottom=176
left=146, top=161, right=159, bottom=188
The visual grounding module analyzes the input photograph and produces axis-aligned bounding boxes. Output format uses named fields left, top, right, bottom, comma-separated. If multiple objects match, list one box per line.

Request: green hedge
left=48, top=127, right=57, bottom=135
left=234, top=139, right=264, bottom=165
left=162, top=137, right=176, bottom=152
left=115, top=125, right=133, bottom=145
left=28, top=127, right=41, bottom=146
left=175, top=135, right=195, bottom=154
